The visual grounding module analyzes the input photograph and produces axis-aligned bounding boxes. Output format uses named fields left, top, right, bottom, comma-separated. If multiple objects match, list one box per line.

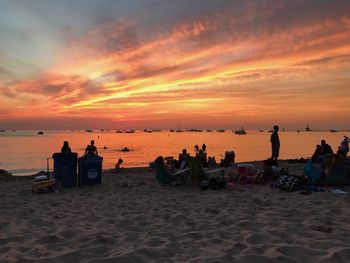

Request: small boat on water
left=259, top=130, right=264, bottom=132
left=37, top=131, right=44, bottom=135
left=85, top=129, right=93, bottom=132
left=187, top=129, right=203, bottom=132
left=305, top=125, right=311, bottom=132
left=330, top=129, right=338, bottom=133
left=206, top=129, right=213, bottom=132
left=115, top=130, right=123, bottom=133
left=234, top=127, right=247, bottom=135
left=175, top=129, right=184, bottom=132
left=0, top=130, right=5, bottom=132
left=217, top=129, right=225, bottom=132
left=125, top=130, right=135, bottom=133
left=169, top=129, right=175, bottom=132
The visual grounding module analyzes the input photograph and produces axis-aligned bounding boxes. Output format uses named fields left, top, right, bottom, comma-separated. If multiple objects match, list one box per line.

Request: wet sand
left=0, top=162, right=349, bottom=263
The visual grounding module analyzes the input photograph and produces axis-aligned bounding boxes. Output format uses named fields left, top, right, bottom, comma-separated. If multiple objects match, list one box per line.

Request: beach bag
left=276, top=175, right=299, bottom=192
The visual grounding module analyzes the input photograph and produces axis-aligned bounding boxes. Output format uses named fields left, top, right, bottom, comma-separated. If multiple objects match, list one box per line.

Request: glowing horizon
left=1, top=0, right=350, bottom=130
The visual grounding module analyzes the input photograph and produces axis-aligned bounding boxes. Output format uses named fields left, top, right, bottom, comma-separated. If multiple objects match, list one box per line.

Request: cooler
left=78, top=155, right=103, bottom=186
left=53, top=153, right=78, bottom=187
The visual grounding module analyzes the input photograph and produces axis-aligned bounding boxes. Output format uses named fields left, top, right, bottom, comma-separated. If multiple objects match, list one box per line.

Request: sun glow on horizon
left=1, top=1, right=350, bottom=129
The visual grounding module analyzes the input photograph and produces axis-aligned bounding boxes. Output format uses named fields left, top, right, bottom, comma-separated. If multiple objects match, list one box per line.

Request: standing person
left=85, top=140, right=98, bottom=156
left=270, top=125, right=280, bottom=161
left=202, top=143, right=207, bottom=152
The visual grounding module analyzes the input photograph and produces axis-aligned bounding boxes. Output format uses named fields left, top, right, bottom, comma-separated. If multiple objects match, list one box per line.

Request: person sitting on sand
left=220, top=151, right=235, bottom=167
left=339, top=136, right=349, bottom=156
left=178, top=149, right=189, bottom=169
left=312, top=145, right=322, bottom=163
left=115, top=158, right=123, bottom=173
left=196, top=149, right=208, bottom=167
left=61, top=141, right=72, bottom=154
left=85, top=140, right=98, bottom=156
left=321, top=140, right=333, bottom=155
left=194, top=145, right=199, bottom=154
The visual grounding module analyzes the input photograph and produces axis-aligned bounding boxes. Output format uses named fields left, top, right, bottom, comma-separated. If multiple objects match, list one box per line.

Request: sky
left=0, top=0, right=349, bottom=130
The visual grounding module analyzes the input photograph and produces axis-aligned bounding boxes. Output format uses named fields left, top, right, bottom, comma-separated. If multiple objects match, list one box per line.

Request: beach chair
left=186, top=157, right=223, bottom=185
left=149, top=162, right=189, bottom=185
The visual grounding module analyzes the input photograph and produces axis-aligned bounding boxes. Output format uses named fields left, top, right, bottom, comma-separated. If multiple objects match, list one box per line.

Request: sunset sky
left=0, top=0, right=349, bottom=130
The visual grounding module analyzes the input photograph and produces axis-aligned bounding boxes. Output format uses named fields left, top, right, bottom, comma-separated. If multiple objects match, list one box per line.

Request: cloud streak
left=1, top=0, right=350, bottom=129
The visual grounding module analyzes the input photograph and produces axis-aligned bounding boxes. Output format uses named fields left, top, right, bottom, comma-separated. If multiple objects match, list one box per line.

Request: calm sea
left=0, top=130, right=348, bottom=175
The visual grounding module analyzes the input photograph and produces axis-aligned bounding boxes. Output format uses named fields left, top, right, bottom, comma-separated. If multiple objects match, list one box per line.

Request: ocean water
left=0, top=130, right=348, bottom=175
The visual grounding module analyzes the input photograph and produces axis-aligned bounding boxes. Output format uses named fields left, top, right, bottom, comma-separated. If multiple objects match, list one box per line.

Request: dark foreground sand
left=0, top=163, right=350, bottom=263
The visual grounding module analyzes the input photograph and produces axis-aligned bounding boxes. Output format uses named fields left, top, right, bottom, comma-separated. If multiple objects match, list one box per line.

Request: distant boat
left=169, top=129, right=175, bottom=132
left=0, top=130, right=5, bottom=132
left=100, top=129, right=104, bottom=132
left=37, top=131, right=44, bottom=135
left=125, top=130, right=135, bottom=133
left=187, top=129, right=202, bottom=132
left=152, top=129, right=161, bottom=132
left=85, top=129, right=93, bottom=132
left=206, top=129, right=212, bottom=132
left=175, top=129, right=184, bottom=132
left=143, top=129, right=152, bottom=133
left=234, top=127, right=247, bottom=135
left=330, top=129, right=337, bottom=133
left=297, top=130, right=300, bottom=133
left=305, top=125, right=311, bottom=132
left=268, top=130, right=273, bottom=133
left=12, top=130, right=16, bottom=132
left=115, top=130, right=123, bottom=133
left=217, top=129, right=225, bottom=132
left=259, top=130, right=264, bottom=132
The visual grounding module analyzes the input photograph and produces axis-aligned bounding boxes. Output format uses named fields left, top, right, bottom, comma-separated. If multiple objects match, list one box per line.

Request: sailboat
left=305, top=125, right=311, bottom=132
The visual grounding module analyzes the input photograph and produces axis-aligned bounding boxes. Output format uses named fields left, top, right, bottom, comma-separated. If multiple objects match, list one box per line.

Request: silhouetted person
left=115, top=158, right=123, bottom=173
left=339, top=136, right=349, bottom=156
left=321, top=140, right=333, bottom=155
left=61, top=141, right=71, bottom=154
left=196, top=149, right=208, bottom=167
left=194, top=145, right=199, bottom=153
left=270, top=125, right=280, bottom=161
left=85, top=140, right=98, bottom=156
left=202, top=143, right=207, bottom=152
left=311, top=145, right=322, bottom=163
left=178, top=149, right=189, bottom=169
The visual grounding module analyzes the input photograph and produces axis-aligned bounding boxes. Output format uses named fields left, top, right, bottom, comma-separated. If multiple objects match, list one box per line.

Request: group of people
left=61, top=140, right=98, bottom=156
left=312, top=136, right=349, bottom=163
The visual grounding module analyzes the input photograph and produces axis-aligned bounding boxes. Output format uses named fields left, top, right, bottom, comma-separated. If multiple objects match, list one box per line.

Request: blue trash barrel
left=78, top=155, right=103, bottom=186
left=52, top=153, right=78, bottom=187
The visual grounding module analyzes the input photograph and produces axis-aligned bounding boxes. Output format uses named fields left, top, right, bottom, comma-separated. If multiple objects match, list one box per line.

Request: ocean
left=0, top=130, right=348, bottom=175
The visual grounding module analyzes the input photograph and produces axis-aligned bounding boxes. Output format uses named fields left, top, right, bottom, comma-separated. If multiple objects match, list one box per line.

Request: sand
left=0, top=163, right=350, bottom=263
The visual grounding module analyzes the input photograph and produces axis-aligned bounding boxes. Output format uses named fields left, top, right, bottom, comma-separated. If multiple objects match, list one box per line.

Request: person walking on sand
left=270, top=125, right=280, bottom=161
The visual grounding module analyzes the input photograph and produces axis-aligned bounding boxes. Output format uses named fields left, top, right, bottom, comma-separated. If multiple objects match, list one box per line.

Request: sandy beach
left=1, top=162, right=350, bottom=263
